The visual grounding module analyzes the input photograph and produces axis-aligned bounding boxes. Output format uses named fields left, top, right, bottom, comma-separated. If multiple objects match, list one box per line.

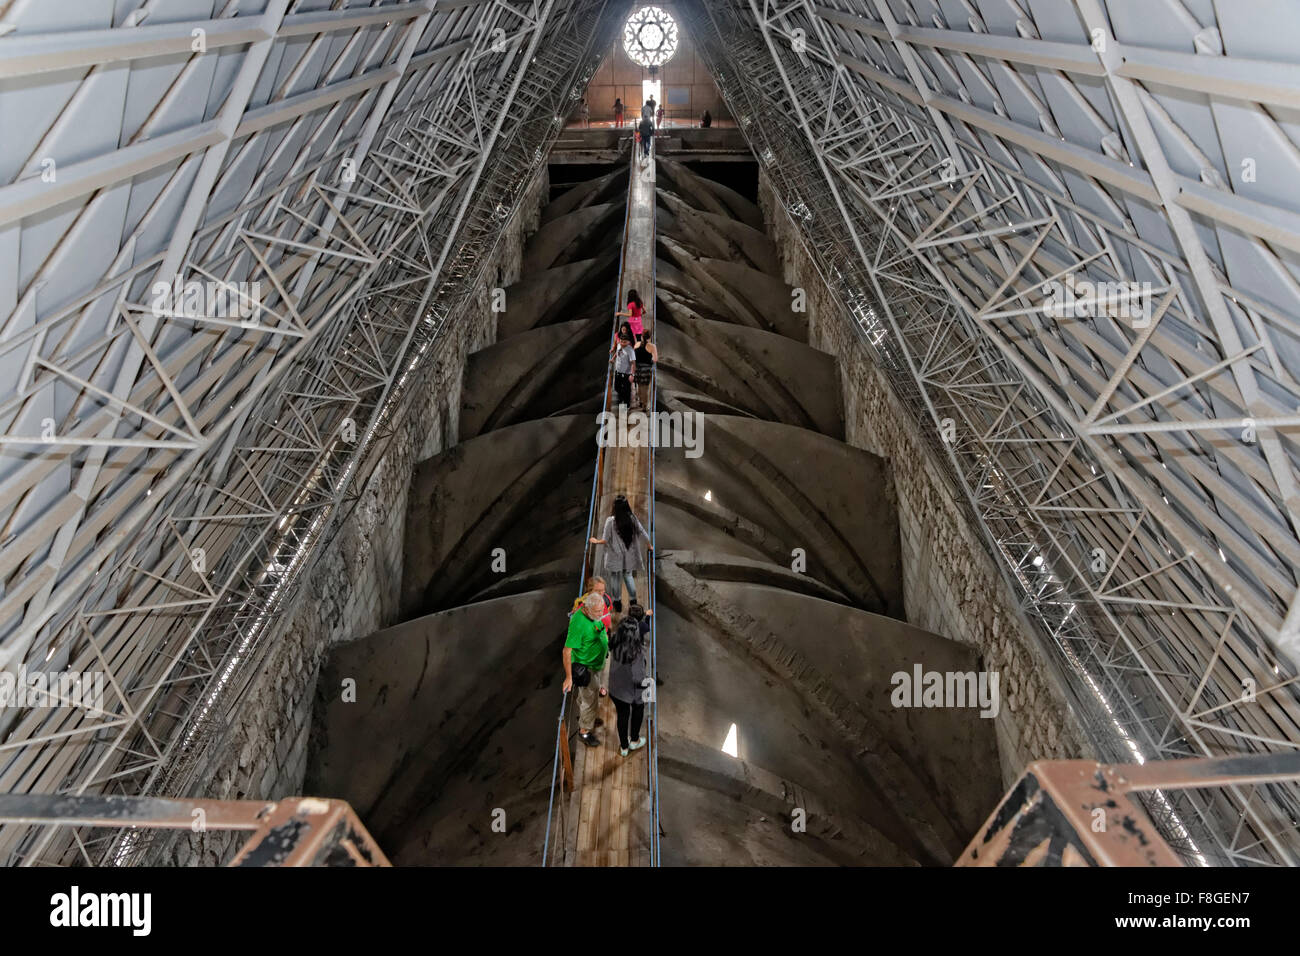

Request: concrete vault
left=307, top=154, right=1002, bottom=866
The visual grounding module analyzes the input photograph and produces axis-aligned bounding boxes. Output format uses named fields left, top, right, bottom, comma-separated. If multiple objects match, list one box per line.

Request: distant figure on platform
left=634, top=328, right=656, bottom=410
left=637, top=115, right=653, bottom=161
left=701, top=109, right=712, bottom=128
left=614, top=97, right=624, bottom=127
left=612, top=325, right=637, bottom=408
left=617, top=289, right=646, bottom=341
left=608, top=602, right=653, bottom=757
left=563, top=590, right=609, bottom=747
left=578, top=95, right=590, bottom=128
left=589, top=494, right=652, bottom=612
left=656, top=103, right=664, bottom=128
left=642, top=97, right=656, bottom=126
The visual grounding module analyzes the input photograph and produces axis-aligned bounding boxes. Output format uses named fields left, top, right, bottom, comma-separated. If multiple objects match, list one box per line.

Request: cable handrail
left=542, top=132, right=641, bottom=867
left=646, top=129, right=661, bottom=866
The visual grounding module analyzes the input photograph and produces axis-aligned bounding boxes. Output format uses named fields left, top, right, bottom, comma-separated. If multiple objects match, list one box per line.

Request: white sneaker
left=628, top=737, right=647, bottom=752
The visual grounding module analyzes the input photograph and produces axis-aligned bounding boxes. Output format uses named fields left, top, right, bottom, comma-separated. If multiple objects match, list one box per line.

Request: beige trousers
left=577, top=679, right=601, bottom=732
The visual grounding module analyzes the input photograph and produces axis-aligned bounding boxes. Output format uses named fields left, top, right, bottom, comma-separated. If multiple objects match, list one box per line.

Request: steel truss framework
left=680, top=0, right=1300, bottom=865
left=0, top=0, right=621, bottom=866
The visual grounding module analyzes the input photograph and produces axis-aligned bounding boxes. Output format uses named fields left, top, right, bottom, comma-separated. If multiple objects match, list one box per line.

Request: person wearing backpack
left=637, top=114, right=653, bottom=162
left=634, top=327, right=656, bottom=410
left=563, top=590, right=609, bottom=747
left=608, top=602, right=653, bottom=756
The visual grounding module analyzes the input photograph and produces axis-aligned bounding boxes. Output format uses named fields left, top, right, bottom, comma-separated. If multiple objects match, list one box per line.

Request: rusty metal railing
left=959, top=752, right=1300, bottom=867
left=0, top=793, right=389, bottom=867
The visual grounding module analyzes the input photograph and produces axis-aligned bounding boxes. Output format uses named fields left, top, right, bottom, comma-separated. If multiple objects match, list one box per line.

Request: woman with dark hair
left=634, top=327, right=656, bottom=410
left=614, top=97, right=624, bottom=127
left=608, top=602, right=653, bottom=756
left=616, top=289, right=646, bottom=341
left=589, top=494, right=651, bottom=612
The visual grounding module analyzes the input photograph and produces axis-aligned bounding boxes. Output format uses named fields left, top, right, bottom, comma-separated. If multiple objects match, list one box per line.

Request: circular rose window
left=623, top=6, right=678, bottom=68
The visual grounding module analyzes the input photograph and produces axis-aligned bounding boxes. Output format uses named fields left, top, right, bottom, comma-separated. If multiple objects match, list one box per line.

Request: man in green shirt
left=563, top=591, right=609, bottom=746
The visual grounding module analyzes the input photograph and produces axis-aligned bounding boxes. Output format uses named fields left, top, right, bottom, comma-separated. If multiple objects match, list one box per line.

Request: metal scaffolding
left=679, top=0, right=1300, bottom=866
left=0, top=0, right=622, bottom=866
left=3, top=0, right=1300, bottom=870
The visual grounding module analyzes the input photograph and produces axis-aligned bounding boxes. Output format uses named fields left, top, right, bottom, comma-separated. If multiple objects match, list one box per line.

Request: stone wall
left=757, top=171, right=1093, bottom=788
left=166, top=167, right=550, bottom=865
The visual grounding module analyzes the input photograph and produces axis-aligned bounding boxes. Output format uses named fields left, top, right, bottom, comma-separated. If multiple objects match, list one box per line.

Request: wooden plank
left=561, top=735, right=584, bottom=864
left=633, top=736, right=648, bottom=789
left=629, top=790, right=652, bottom=850
left=560, top=725, right=574, bottom=793
left=564, top=149, right=658, bottom=869
left=615, top=776, right=630, bottom=853
left=577, top=786, right=598, bottom=853
left=596, top=765, right=612, bottom=855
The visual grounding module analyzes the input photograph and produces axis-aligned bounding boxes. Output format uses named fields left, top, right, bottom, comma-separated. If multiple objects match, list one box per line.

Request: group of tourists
left=563, top=495, right=655, bottom=755
left=605, top=97, right=660, bottom=163
left=608, top=97, right=712, bottom=131
left=612, top=289, right=656, bottom=409
left=560, top=293, right=661, bottom=757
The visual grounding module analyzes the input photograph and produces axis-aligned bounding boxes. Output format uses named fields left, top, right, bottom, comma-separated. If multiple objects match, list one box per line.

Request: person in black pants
left=608, top=602, right=652, bottom=756
left=611, top=322, right=636, bottom=408
left=634, top=328, right=656, bottom=410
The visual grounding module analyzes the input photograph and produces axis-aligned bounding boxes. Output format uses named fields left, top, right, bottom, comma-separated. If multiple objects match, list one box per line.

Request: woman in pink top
left=616, top=289, right=646, bottom=340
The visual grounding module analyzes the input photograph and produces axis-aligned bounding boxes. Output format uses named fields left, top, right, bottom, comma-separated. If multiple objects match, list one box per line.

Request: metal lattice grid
left=0, top=0, right=623, bottom=867
left=679, top=0, right=1300, bottom=866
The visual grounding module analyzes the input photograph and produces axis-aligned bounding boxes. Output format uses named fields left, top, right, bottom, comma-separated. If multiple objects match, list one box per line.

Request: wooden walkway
left=561, top=141, right=657, bottom=867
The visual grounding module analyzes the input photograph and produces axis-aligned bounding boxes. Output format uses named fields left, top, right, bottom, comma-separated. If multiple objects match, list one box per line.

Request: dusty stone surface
left=756, top=170, right=1093, bottom=787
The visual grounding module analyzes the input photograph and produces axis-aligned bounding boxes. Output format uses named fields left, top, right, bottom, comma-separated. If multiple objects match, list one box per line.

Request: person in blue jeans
left=589, top=494, right=651, bottom=612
